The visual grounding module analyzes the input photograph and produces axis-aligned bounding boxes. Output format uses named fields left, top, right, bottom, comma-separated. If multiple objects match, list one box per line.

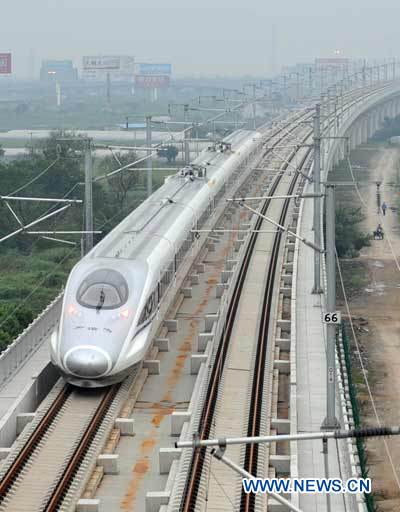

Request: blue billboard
left=138, top=63, right=172, bottom=75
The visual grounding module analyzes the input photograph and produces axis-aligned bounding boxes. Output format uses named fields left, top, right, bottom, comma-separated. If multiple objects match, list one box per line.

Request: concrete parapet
left=115, top=418, right=135, bottom=436
left=182, top=287, right=192, bottom=298
left=197, top=333, right=213, bottom=352
left=191, top=354, right=208, bottom=374
left=164, top=319, right=178, bottom=332
left=146, top=491, right=170, bottom=512
left=216, top=283, right=228, bottom=298
left=274, top=360, right=290, bottom=374
left=190, top=274, right=199, bottom=285
left=271, top=418, right=291, bottom=435
left=16, top=412, right=35, bottom=435
left=155, top=338, right=169, bottom=352
left=270, top=454, right=290, bottom=474
left=97, top=454, right=119, bottom=475
left=143, top=360, right=160, bottom=375
left=76, top=499, right=100, bottom=512
left=204, top=314, right=219, bottom=332
left=159, top=447, right=182, bottom=474
left=170, top=411, right=191, bottom=436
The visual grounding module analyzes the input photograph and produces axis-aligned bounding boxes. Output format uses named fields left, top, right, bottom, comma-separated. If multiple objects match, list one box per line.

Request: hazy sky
left=2, top=0, right=400, bottom=78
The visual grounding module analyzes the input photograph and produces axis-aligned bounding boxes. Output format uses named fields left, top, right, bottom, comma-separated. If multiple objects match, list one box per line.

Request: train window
left=77, top=269, right=128, bottom=310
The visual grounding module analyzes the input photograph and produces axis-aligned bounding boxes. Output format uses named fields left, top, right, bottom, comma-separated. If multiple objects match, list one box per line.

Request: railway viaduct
left=1, top=81, right=400, bottom=512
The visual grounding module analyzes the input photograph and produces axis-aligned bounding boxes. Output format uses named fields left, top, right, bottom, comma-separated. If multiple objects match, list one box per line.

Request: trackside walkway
left=295, top=190, right=357, bottom=512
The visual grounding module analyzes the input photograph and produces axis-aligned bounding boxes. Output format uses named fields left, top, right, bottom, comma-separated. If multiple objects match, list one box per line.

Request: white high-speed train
left=50, top=130, right=262, bottom=387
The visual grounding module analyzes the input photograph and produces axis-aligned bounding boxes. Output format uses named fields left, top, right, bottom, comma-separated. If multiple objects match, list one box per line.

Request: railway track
left=177, top=84, right=393, bottom=512
left=0, top=383, right=118, bottom=512
left=0, top=112, right=307, bottom=512
left=180, top=116, right=314, bottom=511
left=0, top=83, right=390, bottom=512
left=239, top=144, right=312, bottom=512
left=0, top=110, right=308, bottom=512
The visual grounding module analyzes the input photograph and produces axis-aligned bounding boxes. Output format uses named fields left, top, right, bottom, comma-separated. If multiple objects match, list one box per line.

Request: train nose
left=64, top=346, right=112, bottom=378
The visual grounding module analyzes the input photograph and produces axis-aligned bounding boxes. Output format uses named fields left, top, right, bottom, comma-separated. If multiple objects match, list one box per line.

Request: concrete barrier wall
left=0, top=294, right=62, bottom=389
left=325, top=84, right=400, bottom=172
left=0, top=362, right=60, bottom=447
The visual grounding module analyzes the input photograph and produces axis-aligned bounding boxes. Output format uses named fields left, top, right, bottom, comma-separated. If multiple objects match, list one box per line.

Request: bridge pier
left=362, top=116, right=369, bottom=143
left=367, top=113, right=375, bottom=139
left=373, top=109, right=380, bottom=132
left=356, top=121, right=363, bottom=146
left=378, top=104, right=385, bottom=125
left=393, top=98, right=399, bottom=117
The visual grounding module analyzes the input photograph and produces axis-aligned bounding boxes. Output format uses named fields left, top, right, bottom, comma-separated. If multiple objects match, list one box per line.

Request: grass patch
left=337, top=259, right=369, bottom=301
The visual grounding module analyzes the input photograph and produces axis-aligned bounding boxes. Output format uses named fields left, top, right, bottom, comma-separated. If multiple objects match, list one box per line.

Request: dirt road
left=344, top=145, right=400, bottom=510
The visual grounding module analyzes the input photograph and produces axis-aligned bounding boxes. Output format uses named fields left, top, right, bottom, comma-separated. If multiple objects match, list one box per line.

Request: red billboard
left=135, top=74, right=170, bottom=88
left=0, top=53, right=11, bottom=74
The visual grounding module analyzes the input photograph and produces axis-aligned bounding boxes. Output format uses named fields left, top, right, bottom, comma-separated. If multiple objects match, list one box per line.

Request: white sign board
left=323, top=311, right=342, bottom=324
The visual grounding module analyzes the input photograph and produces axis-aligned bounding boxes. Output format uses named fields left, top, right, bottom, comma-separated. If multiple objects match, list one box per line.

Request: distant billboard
left=138, top=63, right=172, bottom=75
left=83, top=56, right=123, bottom=71
left=135, top=75, right=170, bottom=88
left=40, top=60, right=78, bottom=81
left=82, top=56, right=135, bottom=81
left=0, top=53, right=12, bottom=74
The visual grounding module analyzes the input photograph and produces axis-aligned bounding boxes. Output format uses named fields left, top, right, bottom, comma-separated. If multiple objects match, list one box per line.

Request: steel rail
left=0, top=385, right=72, bottom=500
left=45, top=385, right=118, bottom=511
left=178, top=82, right=388, bottom=512
left=0, top=384, right=118, bottom=511
left=240, top=142, right=312, bottom=512
left=180, top=110, right=314, bottom=512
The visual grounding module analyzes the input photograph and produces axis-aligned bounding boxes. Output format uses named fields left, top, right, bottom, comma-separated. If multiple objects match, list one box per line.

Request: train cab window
left=77, top=269, right=128, bottom=310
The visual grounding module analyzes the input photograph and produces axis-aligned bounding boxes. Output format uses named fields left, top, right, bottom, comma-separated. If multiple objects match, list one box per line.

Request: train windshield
left=77, top=269, right=129, bottom=310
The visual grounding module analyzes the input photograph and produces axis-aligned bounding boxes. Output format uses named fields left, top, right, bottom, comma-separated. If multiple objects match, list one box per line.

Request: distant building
left=315, top=57, right=350, bottom=69
left=40, top=60, right=78, bottom=82
left=82, top=56, right=135, bottom=82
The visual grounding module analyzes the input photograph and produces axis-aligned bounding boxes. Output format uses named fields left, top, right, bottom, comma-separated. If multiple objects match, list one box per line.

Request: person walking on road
left=382, top=202, right=388, bottom=216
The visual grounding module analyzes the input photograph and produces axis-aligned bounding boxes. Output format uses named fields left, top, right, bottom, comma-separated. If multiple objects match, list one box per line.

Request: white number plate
left=323, top=311, right=341, bottom=324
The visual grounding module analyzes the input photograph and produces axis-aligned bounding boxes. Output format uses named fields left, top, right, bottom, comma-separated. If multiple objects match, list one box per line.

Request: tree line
left=0, top=131, right=169, bottom=349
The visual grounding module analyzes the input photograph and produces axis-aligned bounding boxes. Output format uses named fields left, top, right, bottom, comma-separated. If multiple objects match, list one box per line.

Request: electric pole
left=313, top=104, right=322, bottom=294
left=184, top=104, right=190, bottom=165
left=146, top=115, right=152, bottom=197
left=322, top=184, right=340, bottom=430
left=84, top=139, right=93, bottom=253
left=106, top=73, right=111, bottom=104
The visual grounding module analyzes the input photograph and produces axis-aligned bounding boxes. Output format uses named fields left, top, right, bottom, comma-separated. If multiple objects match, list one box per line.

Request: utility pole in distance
left=183, top=104, right=190, bottom=165
left=312, top=103, right=323, bottom=294
left=84, top=138, right=94, bottom=253
left=106, top=73, right=111, bottom=104
left=146, top=115, right=153, bottom=197
left=322, top=184, right=340, bottom=430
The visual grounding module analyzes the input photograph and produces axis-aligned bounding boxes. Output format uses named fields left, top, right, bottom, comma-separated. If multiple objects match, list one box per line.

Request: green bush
left=0, top=303, right=34, bottom=344
left=335, top=207, right=370, bottom=258
left=0, top=132, right=163, bottom=353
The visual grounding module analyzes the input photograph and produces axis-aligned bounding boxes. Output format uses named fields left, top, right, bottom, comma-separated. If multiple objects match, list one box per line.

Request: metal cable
left=0, top=247, right=77, bottom=332
left=347, top=155, right=400, bottom=272
left=7, top=158, right=60, bottom=196
left=335, top=248, right=400, bottom=491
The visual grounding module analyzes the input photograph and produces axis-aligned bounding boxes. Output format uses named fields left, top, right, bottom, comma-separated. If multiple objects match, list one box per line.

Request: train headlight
left=67, top=304, right=78, bottom=315
left=120, top=309, right=130, bottom=319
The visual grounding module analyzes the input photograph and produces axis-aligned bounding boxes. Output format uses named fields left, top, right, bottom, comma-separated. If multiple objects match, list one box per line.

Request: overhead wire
left=336, top=248, right=400, bottom=491
left=347, top=155, right=400, bottom=272
left=0, top=246, right=77, bottom=333
left=0, top=157, right=82, bottom=333
left=7, top=157, right=60, bottom=196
